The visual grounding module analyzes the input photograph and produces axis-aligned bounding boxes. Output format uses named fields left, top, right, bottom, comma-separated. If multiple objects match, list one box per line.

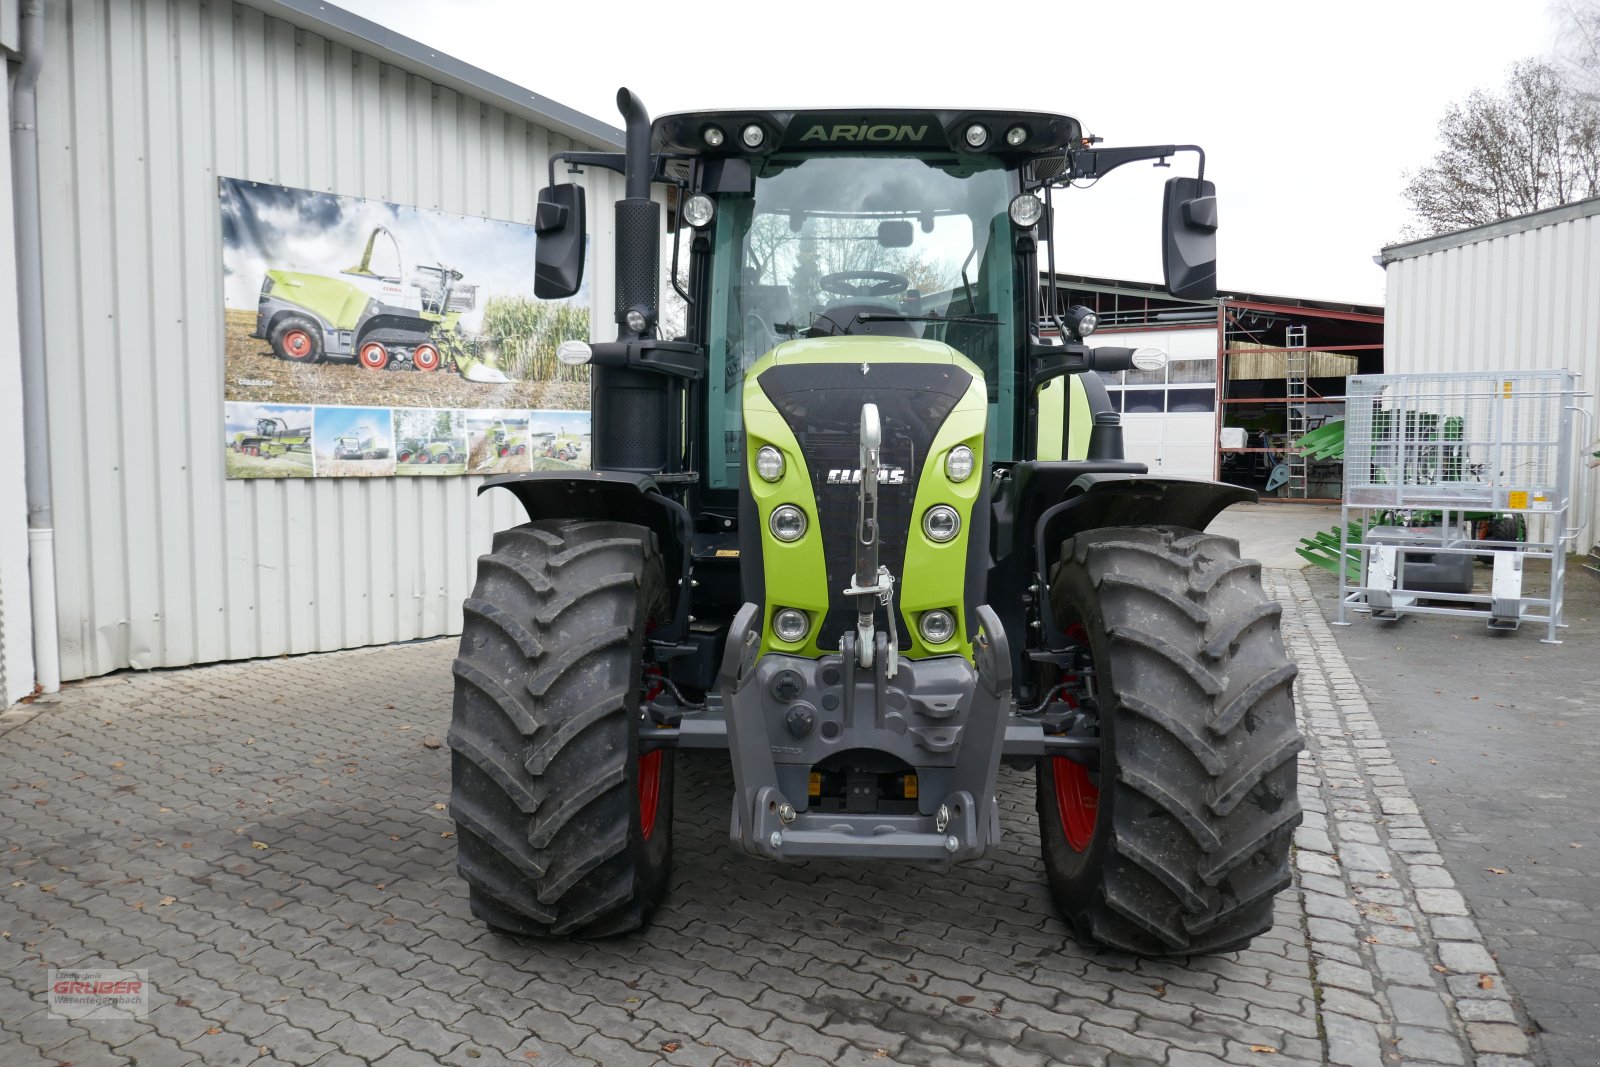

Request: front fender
left=478, top=471, right=694, bottom=639
left=1038, top=473, right=1257, bottom=554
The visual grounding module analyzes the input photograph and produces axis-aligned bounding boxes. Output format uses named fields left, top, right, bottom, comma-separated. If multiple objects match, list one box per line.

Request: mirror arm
left=547, top=150, right=628, bottom=187
left=1068, top=144, right=1205, bottom=183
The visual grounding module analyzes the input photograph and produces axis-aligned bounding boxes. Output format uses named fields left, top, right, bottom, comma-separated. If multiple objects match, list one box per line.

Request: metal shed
left=2, top=0, right=625, bottom=702
left=1381, top=196, right=1600, bottom=552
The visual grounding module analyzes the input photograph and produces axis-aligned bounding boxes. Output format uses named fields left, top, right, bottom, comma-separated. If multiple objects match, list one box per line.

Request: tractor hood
left=743, top=337, right=988, bottom=658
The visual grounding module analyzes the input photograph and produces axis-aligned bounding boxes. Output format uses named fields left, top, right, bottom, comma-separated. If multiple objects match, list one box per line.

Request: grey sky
left=338, top=0, right=1555, bottom=306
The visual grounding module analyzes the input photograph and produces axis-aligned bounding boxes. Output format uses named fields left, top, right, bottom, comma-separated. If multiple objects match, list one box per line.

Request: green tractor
left=234, top=416, right=311, bottom=458
left=448, top=90, right=1301, bottom=954
left=487, top=420, right=528, bottom=458
left=332, top=427, right=390, bottom=461
left=252, top=226, right=508, bottom=382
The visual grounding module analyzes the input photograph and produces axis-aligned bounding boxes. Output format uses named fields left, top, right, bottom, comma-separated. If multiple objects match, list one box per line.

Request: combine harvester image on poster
left=219, top=178, right=591, bottom=479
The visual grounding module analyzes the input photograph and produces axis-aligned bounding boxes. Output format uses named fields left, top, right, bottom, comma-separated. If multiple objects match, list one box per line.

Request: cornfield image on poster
left=528, top=410, right=591, bottom=470
left=219, top=178, right=592, bottom=479
left=314, top=407, right=396, bottom=478
left=394, top=409, right=467, bottom=475
left=466, top=411, right=532, bottom=475
left=225, top=402, right=314, bottom=478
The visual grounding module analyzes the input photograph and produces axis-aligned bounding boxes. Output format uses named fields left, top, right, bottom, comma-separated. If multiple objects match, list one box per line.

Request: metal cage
left=1337, top=370, right=1588, bottom=643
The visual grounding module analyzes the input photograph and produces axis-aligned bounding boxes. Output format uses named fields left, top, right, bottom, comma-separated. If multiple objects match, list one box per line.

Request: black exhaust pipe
left=613, top=87, right=659, bottom=341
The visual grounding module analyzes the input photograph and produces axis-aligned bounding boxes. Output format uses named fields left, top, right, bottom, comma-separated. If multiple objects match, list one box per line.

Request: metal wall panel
left=34, top=0, right=623, bottom=680
left=1385, top=210, right=1600, bottom=550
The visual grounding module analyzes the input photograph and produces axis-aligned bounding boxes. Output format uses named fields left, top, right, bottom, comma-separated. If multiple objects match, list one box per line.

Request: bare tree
left=1553, top=0, right=1600, bottom=100
left=1400, top=59, right=1600, bottom=239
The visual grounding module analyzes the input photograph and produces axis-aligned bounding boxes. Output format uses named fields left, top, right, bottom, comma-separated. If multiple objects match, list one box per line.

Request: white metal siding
left=1385, top=209, right=1600, bottom=551
left=1, top=77, right=37, bottom=704
left=35, top=0, right=623, bottom=681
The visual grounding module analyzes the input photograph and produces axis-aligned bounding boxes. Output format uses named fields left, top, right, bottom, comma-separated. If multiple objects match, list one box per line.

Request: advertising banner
left=219, top=178, right=590, bottom=479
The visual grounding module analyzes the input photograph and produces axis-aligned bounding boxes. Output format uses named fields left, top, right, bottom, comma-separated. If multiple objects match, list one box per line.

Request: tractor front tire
left=448, top=519, right=674, bottom=937
left=1037, top=526, right=1302, bottom=955
left=271, top=316, right=323, bottom=363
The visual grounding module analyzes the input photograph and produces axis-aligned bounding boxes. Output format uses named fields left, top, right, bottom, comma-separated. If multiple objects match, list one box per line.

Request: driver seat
left=805, top=304, right=919, bottom=338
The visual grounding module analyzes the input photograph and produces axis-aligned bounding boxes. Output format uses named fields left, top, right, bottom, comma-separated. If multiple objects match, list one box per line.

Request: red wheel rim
left=638, top=749, right=663, bottom=841
left=359, top=341, right=388, bottom=369
left=1052, top=756, right=1099, bottom=852
left=283, top=329, right=313, bottom=360
left=413, top=343, right=441, bottom=371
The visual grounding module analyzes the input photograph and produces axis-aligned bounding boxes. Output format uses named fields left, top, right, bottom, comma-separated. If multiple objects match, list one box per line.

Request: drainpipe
left=10, top=0, right=60, bottom=693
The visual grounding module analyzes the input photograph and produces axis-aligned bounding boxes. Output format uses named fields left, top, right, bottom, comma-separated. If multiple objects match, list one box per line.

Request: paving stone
left=1466, top=1022, right=1532, bottom=1055
left=1394, top=1025, right=1466, bottom=1065
left=0, top=572, right=1543, bottom=1067
left=1435, top=941, right=1497, bottom=974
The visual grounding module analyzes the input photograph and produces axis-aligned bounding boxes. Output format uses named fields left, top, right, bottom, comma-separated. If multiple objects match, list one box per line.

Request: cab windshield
left=705, top=154, right=1018, bottom=487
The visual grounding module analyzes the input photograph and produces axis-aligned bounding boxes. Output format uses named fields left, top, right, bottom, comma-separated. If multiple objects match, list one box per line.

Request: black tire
left=1036, top=526, right=1302, bottom=955
left=448, top=519, right=674, bottom=937
left=270, top=315, right=323, bottom=363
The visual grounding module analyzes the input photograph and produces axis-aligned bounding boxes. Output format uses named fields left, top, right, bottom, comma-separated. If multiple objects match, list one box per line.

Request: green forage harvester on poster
left=217, top=178, right=591, bottom=479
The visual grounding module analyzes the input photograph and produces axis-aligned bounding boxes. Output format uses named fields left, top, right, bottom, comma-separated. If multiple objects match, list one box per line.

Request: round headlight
left=755, top=444, right=785, bottom=482
left=742, top=123, right=765, bottom=148
left=1066, top=304, right=1098, bottom=338
left=770, top=505, right=807, bottom=543
left=923, top=505, right=960, bottom=543
left=919, top=609, right=956, bottom=645
left=964, top=123, right=988, bottom=148
left=702, top=125, right=725, bottom=147
left=1009, top=193, right=1043, bottom=228
left=1005, top=125, right=1028, bottom=146
left=625, top=308, right=649, bottom=334
left=946, top=445, right=975, bottom=483
left=773, top=608, right=809, bottom=643
left=682, top=194, right=715, bottom=229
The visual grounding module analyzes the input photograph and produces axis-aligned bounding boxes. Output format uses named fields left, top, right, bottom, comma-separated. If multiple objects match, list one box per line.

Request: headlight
left=625, top=308, right=649, bottom=334
left=682, top=194, right=715, bottom=228
left=1005, top=125, right=1028, bottom=146
left=741, top=124, right=765, bottom=148
left=964, top=123, right=988, bottom=148
left=702, top=125, right=725, bottom=147
left=755, top=445, right=785, bottom=482
left=946, top=445, right=975, bottom=483
left=770, top=505, right=807, bottom=542
left=1008, top=193, right=1043, bottom=228
left=1066, top=304, right=1098, bottom=338
left=919, top=609, right=956, bottom=645
left=772, top=608, right=809, bottom=643
left=923, top=505, right=960, bottom=543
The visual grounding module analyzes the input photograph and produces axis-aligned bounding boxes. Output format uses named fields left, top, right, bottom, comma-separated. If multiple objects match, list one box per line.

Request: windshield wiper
left=854, top=313, right=1002, bottom=326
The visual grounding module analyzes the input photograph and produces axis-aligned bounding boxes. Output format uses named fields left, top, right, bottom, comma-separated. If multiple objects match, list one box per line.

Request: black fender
left=1034, top=473, right=1256, bottom=562
left=478, top=471, right=695, bottom=642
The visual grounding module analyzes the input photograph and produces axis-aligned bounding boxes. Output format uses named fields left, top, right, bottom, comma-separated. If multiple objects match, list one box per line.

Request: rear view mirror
left=534, top=183, right=586, bottom=299
left=1161, top=176, right=1217, bottom=301
left=878, top=220, right=914, bottom=248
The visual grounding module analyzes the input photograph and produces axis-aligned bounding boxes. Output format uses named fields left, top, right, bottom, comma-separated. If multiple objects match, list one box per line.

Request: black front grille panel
left=759, top=361, right=972, bottom=651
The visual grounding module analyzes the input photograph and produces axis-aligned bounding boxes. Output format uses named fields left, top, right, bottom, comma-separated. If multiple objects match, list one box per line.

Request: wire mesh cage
left=1343, top=370, right=1578, bottom=512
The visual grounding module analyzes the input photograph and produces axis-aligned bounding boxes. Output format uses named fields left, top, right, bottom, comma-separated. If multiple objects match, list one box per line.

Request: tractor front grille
left=758, top=360, right=972, bottom=651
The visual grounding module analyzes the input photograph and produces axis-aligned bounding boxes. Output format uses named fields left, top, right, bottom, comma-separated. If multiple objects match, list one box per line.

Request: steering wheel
left=820, top=271, right=911, bottom=299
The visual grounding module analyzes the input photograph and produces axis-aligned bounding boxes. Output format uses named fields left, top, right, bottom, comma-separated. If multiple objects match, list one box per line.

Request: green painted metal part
left=1034, top=375, right=1093, bottom=461
left=265, top=270, right=370, bottom=331
left=743, top=337, right=986, bottom=661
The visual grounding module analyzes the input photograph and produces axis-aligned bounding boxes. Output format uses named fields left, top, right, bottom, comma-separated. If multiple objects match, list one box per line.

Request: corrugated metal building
left=1, top=0, right=625, bottom=703
left=1382, top=196, right=1600, bottom=552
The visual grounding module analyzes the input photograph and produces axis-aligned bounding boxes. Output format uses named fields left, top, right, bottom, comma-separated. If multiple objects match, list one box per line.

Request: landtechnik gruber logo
left=48, top=969, right=150, bottom=1020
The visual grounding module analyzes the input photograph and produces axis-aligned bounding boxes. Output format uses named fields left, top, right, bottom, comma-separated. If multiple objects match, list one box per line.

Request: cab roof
left=653, top=108, right=1083, bottom=160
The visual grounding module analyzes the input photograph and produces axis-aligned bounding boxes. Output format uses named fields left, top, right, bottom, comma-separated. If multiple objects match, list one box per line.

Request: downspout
left=10, top=1, right=59, bottom=693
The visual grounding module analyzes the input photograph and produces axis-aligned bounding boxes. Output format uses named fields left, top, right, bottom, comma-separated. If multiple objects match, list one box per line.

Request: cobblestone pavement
left=1308, top=566, right=1599, bottom=1066
left=0, top=567, right=1537, bottom=1066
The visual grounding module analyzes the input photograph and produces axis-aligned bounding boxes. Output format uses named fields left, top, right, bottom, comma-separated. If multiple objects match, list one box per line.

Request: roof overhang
left=654, top=108, right=1081, bottom=160
left=246, top=0, right=623, bottom=149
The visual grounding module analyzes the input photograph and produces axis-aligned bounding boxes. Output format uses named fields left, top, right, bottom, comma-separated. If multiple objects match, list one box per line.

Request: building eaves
left=246, top=0, right=623, bottom=149
left=1381, top=195, right=1600, bottom=264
